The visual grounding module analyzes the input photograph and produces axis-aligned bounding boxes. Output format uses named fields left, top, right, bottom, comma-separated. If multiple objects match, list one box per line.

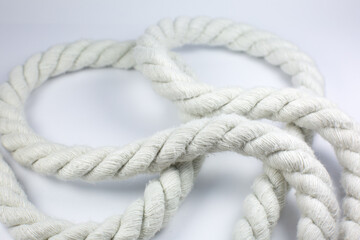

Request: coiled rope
left=134, top=17, right=325, bottom=240
left=0, top=17, right=358, bottom=240
left=134, top=17, right=360, bottom=240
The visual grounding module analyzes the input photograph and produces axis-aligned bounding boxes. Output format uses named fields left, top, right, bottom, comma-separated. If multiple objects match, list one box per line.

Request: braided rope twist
left=0, top=152, right=203, bottom=240
left=0, top=110, right=339, bottom=239
left=0, top=39, right=340, bottom=239
left=3, top=18, right=328, bottom=239
left=0, top=17, right=357, bottom=239
left=0, top=35, right=321, bottom=239
left=132, top=17, right=360, bottom=239
left=0, top=40, right=207, bottom=240
left=133, top=16, right=328, bottom=239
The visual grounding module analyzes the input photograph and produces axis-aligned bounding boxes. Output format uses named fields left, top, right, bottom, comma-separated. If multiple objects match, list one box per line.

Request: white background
left=0, top=0, right=359, bottom=239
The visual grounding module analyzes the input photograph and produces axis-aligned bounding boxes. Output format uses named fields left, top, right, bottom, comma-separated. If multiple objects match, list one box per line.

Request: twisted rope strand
left=0, top=113, right=339, bottom=239
left=0, top=153, right=204, bottom=240
left=0, top=37, right=298, bottom=240
left=133, top=17, right=360, bottom=239
left=3, top=17, right=321, bottom=239
left=0, top=17, right=356, bottom=239
left=0, top=37, right=340, bottom=238
left=0, top=36, right=335, bottom=239
left=135, top=16, right=325, bottom=239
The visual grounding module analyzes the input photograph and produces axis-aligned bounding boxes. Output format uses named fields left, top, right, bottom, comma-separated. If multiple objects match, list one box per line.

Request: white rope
left=134, top=16, right=326, bottom=240
left=0, top=37, right=320, bottom=240
left=133, top=17, right=360, bottom=240
left=0, top=17, right=358, bottom=240
left=0, top=112, right=339, bottom=239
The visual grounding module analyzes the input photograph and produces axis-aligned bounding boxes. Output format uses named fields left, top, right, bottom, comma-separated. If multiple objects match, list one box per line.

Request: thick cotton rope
left=133, top=17, right=360, bottom=239
left=0, top=18, right=357, bottom=239
left=0, top=152, right=204, bottom=240
left=0, top=111, right=339, bottom=240
left=2, top=18, right=330, bottom=240
left=0, top=36, right=326, bottom=240
left=133, top=16, right=327, bottom=239
left=0, top=39, right=341, bottom=240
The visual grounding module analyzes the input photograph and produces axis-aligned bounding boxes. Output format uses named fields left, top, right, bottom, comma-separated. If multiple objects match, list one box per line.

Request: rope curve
left=0, top=40, right=340, bottom=239
left=0, top=112, right=340, bottom=239
left=0, top=17, right=358, bottom=240
left=0, top=35, right=321, bottom=239
left=0, top=152, right=204, bottom=240
left=133, top=16, right=328, bottom=239
left=132, top=17, right=360, bottom=239
left=0, top=38, right=302, bottom=240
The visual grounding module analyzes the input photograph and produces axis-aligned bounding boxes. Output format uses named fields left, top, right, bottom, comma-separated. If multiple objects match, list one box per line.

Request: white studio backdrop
left=0, top=0, right=359, bottom=239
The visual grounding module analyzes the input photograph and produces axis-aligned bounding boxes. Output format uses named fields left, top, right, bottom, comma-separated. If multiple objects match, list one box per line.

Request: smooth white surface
left=0, top=0, right=359, bottom=239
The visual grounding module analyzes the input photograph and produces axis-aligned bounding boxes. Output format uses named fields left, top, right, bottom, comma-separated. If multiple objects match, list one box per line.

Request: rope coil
left=0, top=17, right=358, bottom=240
left=134, top=17, right=360, bottom=239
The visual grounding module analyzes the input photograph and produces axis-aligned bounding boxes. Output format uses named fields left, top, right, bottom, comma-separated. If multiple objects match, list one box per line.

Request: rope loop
left=0, top=17, right=358, bottom=240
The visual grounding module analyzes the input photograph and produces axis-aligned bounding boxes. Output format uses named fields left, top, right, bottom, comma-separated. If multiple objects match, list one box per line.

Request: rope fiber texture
left=0, top=17, right=359, bottom=240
